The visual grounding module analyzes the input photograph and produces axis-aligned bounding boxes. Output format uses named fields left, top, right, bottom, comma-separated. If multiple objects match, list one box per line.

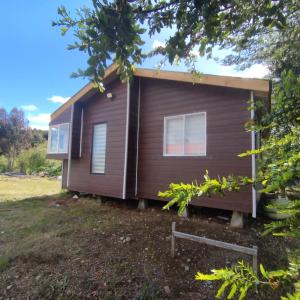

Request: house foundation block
left=138, top=199, right=148, bottom=210
left=230, top=211, right=244, bottom=228
left=180, top=207, right=190, bottom=219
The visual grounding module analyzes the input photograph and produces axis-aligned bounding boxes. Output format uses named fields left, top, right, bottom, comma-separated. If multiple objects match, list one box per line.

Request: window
left=91, top=123, right=107, bottom=174
left=164, top=112, right=206, bottom=156
left=48, top=123, right=70, bottom=153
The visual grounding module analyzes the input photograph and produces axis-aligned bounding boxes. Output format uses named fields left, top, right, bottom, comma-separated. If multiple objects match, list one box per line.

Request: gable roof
left=51, top=64, right=270, bottom=121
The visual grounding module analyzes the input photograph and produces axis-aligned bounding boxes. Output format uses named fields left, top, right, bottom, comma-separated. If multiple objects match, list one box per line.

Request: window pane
left=165, top=117, right=184, bottom=155
left=49, top=127, right=58, bottom=153
left=58, top=124, right=69, bottom=153
left=92, top=123, right=107, bottom=173
left=184, top=113, right=206, bottom=155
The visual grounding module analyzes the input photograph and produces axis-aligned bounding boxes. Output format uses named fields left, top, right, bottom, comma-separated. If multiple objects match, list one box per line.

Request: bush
left=0, top=156, right=8, bottom=173
left=16, top=142, right=61, bottom=176
left=39, top=162, right=62, bottom=177
left=17, top=144, right=46, bottom=174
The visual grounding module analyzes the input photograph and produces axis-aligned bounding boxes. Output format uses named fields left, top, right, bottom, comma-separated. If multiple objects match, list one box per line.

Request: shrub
left=39, top=161, right=62, bottom=177
left=17, top=144, right=46, bottom=174
left=16, top=142, right=61, bottom=176
left=0, top=156, right=8, bottom=173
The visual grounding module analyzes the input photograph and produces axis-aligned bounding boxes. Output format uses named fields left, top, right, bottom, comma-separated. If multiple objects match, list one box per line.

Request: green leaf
left=227, top=283, right=237, bottom=299
left=216, top=281, right=230, bottom=299
left=260, top=264, right=268, bottom=278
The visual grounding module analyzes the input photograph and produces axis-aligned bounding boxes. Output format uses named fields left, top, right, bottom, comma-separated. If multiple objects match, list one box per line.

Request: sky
left=0, top=1, right=269, bottom=130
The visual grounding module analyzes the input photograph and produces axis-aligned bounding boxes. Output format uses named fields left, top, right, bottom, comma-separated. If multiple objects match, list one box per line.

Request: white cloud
left=238, top=64, right=270, bottom=78
left=48, top=95, right=70, bottom=104
left=27, top=113, right=51, bottom=130
left=218, top=64, right=269, bottom=79
left=189, top=49, right=199, bottom=58
left=29, top=124, right=49, bottom=131
left=21, top=104, right=38, bottom=112
left=152, top=40, right=166, bottom=50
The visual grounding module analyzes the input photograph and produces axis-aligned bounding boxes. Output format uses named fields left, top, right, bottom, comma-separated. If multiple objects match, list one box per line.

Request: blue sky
left=0, top=1, right=268, bottom=130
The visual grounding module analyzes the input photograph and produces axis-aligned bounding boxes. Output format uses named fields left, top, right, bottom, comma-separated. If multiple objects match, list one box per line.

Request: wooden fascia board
left=134, top=68, right=270, bottom=93
left=51, top=83, right=94, bottom=120
left=50, top=63, right=118, bottom=121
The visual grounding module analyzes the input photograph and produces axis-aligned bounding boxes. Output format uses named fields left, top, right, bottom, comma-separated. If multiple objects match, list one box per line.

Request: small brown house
left=47, top=64, right=270, bottom=218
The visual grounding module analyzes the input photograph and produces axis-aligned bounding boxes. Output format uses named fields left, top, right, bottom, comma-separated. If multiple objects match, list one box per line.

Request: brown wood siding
left=47, top=153, right=68, bottom=160
left=49, top=106, right=72, bottom=126
left=68, top=80, right=127, bottom=198
left=137, top=78, right=252, bottom=213
left=71, top=102, right=83, bottom=159
left=62, top=159, right=68, bottom=188
left=126, top=78, right=140, bottom=198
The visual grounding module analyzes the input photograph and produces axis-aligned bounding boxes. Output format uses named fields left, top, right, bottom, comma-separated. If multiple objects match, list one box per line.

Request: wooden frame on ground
left=171, top=222, right=258, bottom=274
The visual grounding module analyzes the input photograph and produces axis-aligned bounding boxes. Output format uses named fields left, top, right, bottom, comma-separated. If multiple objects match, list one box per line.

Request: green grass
left=0, top=176, right=119, bottom=286
left=0, top=176, right=129, bottom=298
left=0, top=175, right=61, bottom=202
left=0, top=176, right=295, bottom=299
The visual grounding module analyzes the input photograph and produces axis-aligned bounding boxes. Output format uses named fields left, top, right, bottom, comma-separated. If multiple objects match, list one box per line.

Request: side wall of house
left=126, top=78, right=140, bottom=198
left=71, top=102, right=83, bottom=159
left=49, top=106, right=72, bottom=126
left=136, top=78, right=253, bottom=213
left=68, top=80, right=128, bottom=198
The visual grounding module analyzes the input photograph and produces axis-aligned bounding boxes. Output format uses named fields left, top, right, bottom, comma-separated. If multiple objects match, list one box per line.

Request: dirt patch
left=0, top=196, right=297, bottom=299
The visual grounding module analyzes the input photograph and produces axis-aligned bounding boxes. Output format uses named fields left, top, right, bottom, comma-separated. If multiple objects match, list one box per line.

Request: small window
left=58, top=123, right=69, bottom=153
left=164, top=112, right=206, bottom=156
left=48, top=123, right=69, bottom=154
left=91, top=123, right=107, bottom=174
left=49, top=127, right=58, bottom=153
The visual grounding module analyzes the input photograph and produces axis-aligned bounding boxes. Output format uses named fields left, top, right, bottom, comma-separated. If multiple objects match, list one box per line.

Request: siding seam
left=122, top=83, right=130, bottom=199
left=67, top=104, right=74, bottom=188
left=135, top=78, right=141, bottom=197
left=251, top=91, right=257, bottom=218
left=79, top=107, right=84, bottom=157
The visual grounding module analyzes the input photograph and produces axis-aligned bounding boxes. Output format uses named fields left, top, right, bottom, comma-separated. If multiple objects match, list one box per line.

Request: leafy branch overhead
left=52, top=0, right=297, bottom=84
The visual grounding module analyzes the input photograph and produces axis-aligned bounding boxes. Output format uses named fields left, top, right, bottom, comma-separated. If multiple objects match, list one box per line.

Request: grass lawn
left=0, top=175, right=61, bottom=202
left=0, top=176, right=297, bottom=299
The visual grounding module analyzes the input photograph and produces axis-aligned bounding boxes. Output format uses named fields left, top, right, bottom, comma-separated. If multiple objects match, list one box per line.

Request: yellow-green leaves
left=159, top=172, right=250, bottom=215
left=195, top=262, right=259, bottom=300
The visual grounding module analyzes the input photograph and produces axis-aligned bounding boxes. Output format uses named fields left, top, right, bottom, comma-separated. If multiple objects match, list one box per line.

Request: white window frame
left=163, top=112, right=207, bottom=157
left=91, top=122, right=107, bottom=174
left=47, top=122, right=70, bottom=154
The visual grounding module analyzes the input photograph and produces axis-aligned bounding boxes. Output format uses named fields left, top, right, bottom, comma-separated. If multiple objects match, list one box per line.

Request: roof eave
left=51, top=65, right=270, bottom=121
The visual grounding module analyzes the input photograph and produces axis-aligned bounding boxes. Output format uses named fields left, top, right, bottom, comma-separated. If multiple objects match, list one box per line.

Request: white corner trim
left=135, top=78, right=141, bottom=197
left=61, top=160, right=64, bottom=189
left=79, top=107, right=84, bottom=157
left=122, top=83, right=130, bottom=199
left=250, top=91, right=257, bottom=218
left=67, top=104, right=74, bottom=188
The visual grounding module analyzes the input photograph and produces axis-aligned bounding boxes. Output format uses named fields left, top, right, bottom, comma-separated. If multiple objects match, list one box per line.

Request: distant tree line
left=0, top=108, right=59, bottom=175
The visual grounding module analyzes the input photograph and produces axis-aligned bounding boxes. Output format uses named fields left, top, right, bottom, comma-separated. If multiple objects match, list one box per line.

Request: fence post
left=171, top=222, right=176, bottom=258
left=252, top=246, right=258, bottom=275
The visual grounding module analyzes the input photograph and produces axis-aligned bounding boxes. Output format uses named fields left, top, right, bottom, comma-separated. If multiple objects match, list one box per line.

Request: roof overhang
left=51, top=64, right=270, bottom=121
